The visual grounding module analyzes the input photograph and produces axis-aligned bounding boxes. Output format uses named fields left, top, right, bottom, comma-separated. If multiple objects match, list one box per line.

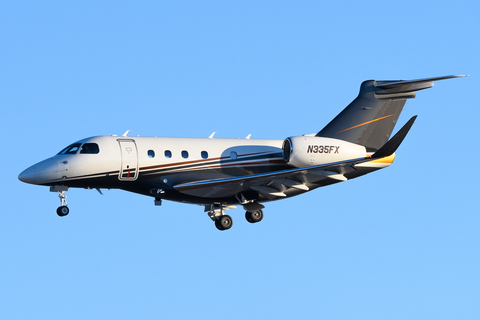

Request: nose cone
left=18, top=158, right=59, bottom=185
left=18, top=165, right=39, bottom=184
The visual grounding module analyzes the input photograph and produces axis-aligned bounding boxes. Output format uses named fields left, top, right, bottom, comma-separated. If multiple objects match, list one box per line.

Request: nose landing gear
left=50, top=186, right=69, bottom=217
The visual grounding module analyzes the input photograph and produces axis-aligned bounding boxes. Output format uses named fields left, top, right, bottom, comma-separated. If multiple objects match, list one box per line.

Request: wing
left=173, top=156, right=369, bottom=199
left=174, top=116, right=417, bottom=200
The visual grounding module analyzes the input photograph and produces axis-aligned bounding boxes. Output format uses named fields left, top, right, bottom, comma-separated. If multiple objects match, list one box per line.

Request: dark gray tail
left=316, top=75, right=466, bottom=150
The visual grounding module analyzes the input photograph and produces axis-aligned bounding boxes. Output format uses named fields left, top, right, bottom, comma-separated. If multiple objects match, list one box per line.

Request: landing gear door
left=118, top=139, right=138, bottom=181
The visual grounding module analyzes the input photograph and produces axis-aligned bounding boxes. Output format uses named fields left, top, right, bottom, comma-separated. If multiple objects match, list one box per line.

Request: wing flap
left=273, top=178, right=309, bottom=191
left=251, top=186, right=286, bottom=199
left=310, top=170, right=348, bottom=181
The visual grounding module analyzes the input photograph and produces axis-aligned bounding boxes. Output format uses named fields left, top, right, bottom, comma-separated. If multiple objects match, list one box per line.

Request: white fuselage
left=19, top=135, right=390, bottom=206
left=19, top=135, right=288, bottom=201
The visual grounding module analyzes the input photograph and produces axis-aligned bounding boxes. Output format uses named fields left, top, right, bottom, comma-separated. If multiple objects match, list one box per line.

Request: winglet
left=371, top=116, right=417, bottom=159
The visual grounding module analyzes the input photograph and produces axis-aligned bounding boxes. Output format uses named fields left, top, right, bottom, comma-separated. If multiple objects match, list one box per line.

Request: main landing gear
left=50, top=186, right=70, bottom=217
left=215, top=215, right=233, bottom=231
left=206, top=204, right=265, bottom=231
left=206, top=204, right=235, bottom=231
left=245, top=209, right=263, bottom=223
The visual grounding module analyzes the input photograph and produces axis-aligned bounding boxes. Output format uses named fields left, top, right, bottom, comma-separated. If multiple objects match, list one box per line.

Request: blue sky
left=2, top=1, right=479, bottom=319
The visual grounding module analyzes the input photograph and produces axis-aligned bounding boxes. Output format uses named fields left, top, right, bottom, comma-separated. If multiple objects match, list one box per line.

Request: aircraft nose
left=18, top=158, right=59, bottom=185
left=18, top=165, right=40, bottom=184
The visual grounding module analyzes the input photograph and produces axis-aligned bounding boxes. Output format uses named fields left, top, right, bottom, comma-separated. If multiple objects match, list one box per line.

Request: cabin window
left=230, top=151, right=237, bottom=160
left=165, top=150, right=172, bottom=158
left=201, top=151, right=208, bottom=159
left=80, top=143, right=100, bottom=154
left=182, top=150, right=189, bottom=159
left=57, top=143, right=81, bottom=155
left=148, top=150, right=155, bottom=158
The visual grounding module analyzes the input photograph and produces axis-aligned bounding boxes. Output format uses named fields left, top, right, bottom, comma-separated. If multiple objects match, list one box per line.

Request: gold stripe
left=337, top=114, right=395, bottom=133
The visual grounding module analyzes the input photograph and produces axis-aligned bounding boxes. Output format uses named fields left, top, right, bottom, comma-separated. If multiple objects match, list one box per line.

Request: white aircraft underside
left=18, top=75, right=467, bottom=230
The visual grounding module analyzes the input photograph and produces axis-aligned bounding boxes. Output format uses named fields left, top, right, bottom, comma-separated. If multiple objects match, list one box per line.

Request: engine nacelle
left=282, top=136, right=367, bottom=168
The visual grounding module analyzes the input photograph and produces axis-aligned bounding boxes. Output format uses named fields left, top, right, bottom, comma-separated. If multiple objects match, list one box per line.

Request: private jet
left=18, top=75, right=466, bottom=230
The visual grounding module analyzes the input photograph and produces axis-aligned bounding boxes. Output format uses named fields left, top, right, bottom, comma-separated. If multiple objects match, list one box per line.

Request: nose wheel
left=57, top=206, right=69, bottom=217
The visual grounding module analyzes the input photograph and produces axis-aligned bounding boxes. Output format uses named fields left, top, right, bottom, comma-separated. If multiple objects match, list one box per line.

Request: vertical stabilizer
left=316, top=75, right=466, bottom=149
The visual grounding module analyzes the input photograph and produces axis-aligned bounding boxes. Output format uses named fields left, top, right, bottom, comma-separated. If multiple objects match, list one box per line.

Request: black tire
left=56, top=206, right=69, bottom=217
left=245, top=211, right=254, bottom=223
left=218, top=215, right=233, bottom=230
left=215, top=219, right=223, bottom=231
left=250, top=209, right=263, bottom=223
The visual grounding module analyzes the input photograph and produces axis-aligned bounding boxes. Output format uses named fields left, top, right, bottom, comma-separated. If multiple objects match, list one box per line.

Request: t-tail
left=316, top=75, right=467, bottom=150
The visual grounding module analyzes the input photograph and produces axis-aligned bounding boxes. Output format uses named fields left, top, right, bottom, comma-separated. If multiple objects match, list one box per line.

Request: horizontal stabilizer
left=375, top=75, right=467, bottom=90
left=372, top=116, right=417, bottom=159
left=374, top=75, right=468, bottom=99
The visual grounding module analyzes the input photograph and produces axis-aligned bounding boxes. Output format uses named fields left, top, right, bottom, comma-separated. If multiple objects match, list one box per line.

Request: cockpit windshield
left=57, top=143, right=82, bottom=155
left=57, top=143, right=100, bottom=155
left=80, top=143, right=99, bottom=154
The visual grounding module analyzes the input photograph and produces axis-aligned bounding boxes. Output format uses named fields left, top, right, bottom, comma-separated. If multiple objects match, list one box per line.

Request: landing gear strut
left=50, top=186, right=69, bottom=217
left=245, top=209, right=263, bottom=223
